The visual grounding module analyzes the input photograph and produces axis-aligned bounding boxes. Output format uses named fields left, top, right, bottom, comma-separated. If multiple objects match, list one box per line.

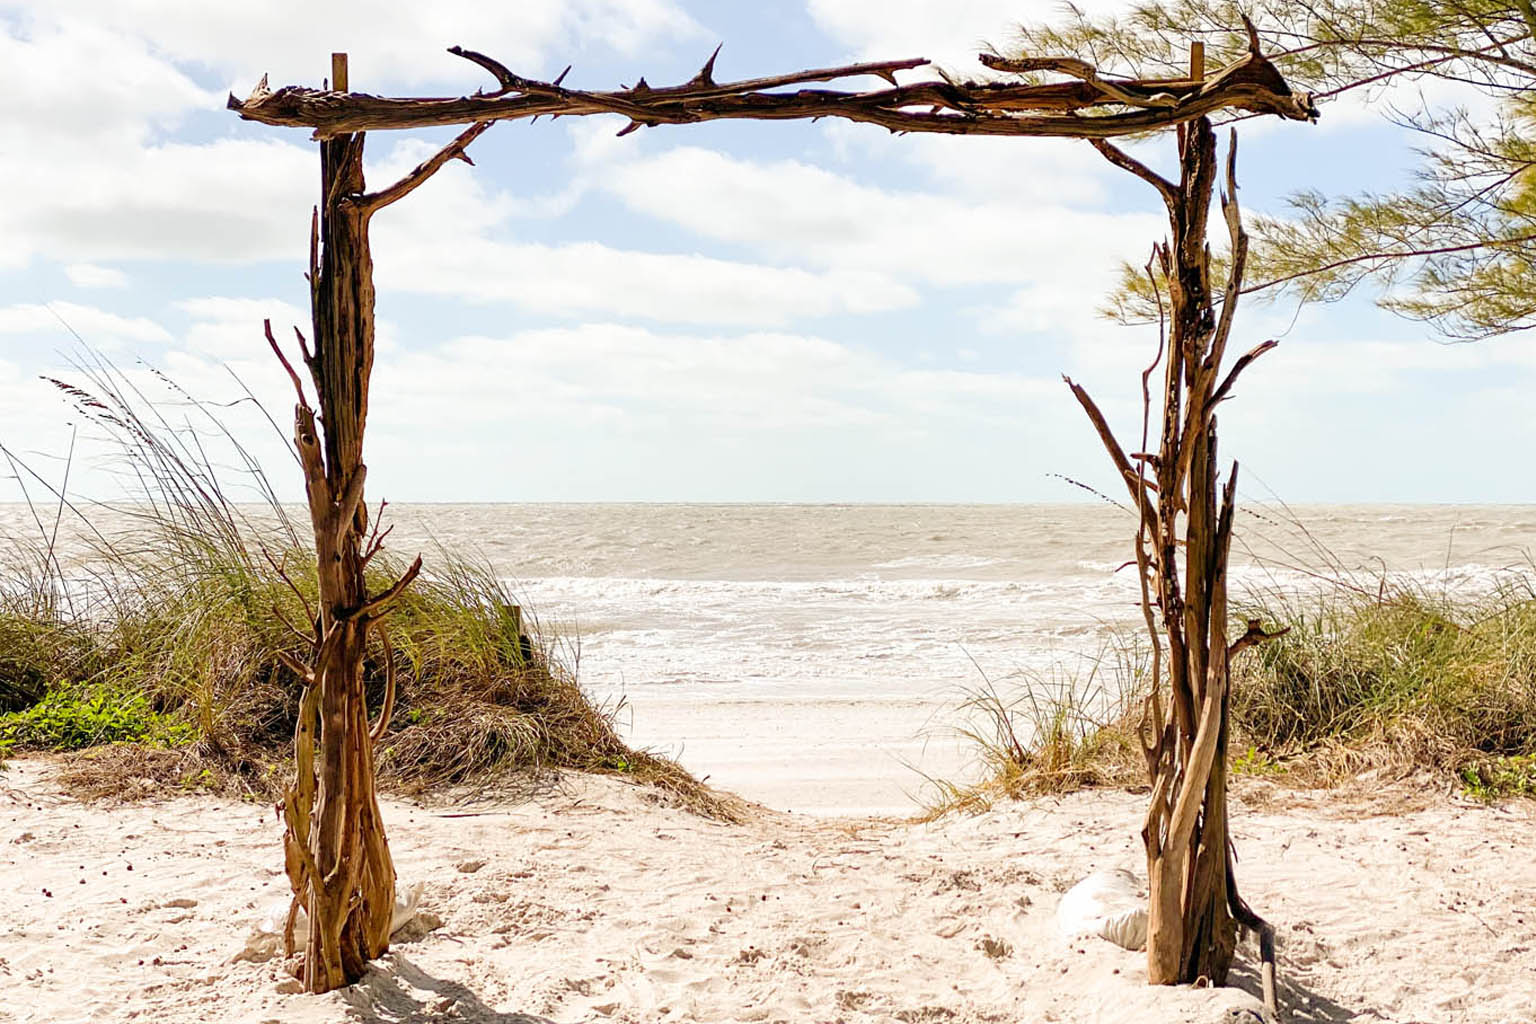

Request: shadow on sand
left=1228, top=955, right=1372, bottom=1024
left=342, top=954, right=556, bottom=1024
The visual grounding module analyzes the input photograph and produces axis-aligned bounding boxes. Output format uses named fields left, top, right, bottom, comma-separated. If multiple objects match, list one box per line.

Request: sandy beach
left=5, top=758, right=1533, bottom=1024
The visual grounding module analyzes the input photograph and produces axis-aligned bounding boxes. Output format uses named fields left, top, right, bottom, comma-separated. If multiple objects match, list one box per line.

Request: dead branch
left=1062, top=376, right=1159, bottom=535
left=230, top=43, right=1318, bottom=140
left=1227, top=617, right=1291, bottom=658
left=275, top=647, right=315, bottom=685
left=264, top=319, right=308, bottom=404
left=1209, top=339, right=1279, bottom=408
left=1092, top=139, right=1179, bottom=205
left=356, top=554, right=423, bottom=621
left=370, top=626, right=397, bottom=744
left=334, top=465, right=368, bottom=549
left=360, top=120, right=494, bottom=211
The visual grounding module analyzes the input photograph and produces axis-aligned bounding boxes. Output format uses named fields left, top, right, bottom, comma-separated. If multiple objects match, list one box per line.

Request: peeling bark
left=264, top=110, right=481, bottom=996
left=228, top=37, right=1316, bottom=140
left=1068, top=119, right=1285, bottom=1002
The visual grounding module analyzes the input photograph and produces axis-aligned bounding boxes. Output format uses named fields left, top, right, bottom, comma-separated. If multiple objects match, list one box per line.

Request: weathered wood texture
left=229, top=29, right=1316, bottom=140
left=1067, top=118, right=1285, bottom=1001
left=263, top=78, right=486, bottom=995
left=234, top=23, right=1312, bottom=1001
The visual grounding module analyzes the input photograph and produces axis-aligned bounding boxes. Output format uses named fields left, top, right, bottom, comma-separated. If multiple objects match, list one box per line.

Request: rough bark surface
left=233, top=28, right=1313, bottom=1002
left=265, top=110, right=485, bottom=995
left=227, top=30, right=1317, bottom=140
left=1068, top=116, right=1285, bottom=998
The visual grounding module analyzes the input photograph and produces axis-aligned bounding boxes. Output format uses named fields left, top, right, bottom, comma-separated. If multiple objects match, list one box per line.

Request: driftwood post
left=1068, top=96, right=1287, bottom=999
left=264, top=53, right=492, bottom=994
left=231, top=33, right=1314, bottom=996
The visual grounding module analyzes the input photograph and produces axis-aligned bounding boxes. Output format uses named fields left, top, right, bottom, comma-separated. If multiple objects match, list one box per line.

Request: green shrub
left=1231, top=581, right=1536, bottom=791
left=942, top=576, right=1536, bottom=809
left=0, top=354, right=732, bottom=819
left=1460, top=754, right=1536, bottom=800
left=0, top=685, right=194, bottom=750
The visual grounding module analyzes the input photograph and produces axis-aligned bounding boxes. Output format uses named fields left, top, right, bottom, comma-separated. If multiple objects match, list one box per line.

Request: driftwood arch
left=231, top=28, right=1315, bottom=1003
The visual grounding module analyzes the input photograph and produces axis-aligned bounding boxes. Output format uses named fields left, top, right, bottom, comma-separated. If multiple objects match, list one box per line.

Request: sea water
left=380, top=503, right=1536, bottom=814
left=8, top=503, right=1535, bottom=815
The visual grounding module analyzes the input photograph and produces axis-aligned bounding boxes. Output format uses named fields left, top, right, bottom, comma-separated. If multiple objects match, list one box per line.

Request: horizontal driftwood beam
left=228, top=45, right=1318, bottom=139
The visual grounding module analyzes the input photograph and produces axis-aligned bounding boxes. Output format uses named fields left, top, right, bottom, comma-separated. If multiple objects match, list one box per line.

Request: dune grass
left=1231, top=575, right=1536, bottom=793
left=0, top=356, right=733, bottom=818
left=922, top=643, right=1147, bottom=817
left=936, top=573, right=1536, bottom=812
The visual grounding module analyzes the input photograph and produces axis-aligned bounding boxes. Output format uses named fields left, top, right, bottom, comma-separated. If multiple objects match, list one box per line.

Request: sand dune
left=4, top=759, right=1533, bottom=1024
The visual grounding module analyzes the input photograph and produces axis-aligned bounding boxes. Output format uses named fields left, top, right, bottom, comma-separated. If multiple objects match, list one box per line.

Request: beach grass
left=1230, top=574, right=1536, bottom=792
left=0, top=357, right=733, bottom=818
left=935, top=573, right=1536, bottom=812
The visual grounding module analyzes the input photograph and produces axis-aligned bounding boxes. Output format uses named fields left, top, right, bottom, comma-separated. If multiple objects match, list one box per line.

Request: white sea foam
left=5, top=501, right=1535, bottom=812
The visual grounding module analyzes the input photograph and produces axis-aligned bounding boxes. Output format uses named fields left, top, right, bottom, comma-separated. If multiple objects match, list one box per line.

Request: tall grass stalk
left=0, top=354, right=729, bottom=816
left=935, top=564, right=1536, bottom=812
left=924, top=639, right=1148, bottom=816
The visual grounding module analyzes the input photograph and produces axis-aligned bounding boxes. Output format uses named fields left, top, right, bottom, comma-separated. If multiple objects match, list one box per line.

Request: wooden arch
left=233, top=27, right=1313, bottom=1006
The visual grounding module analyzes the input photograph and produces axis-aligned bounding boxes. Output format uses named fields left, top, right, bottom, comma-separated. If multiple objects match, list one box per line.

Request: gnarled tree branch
left=229, top=43, right=1317, bottom=140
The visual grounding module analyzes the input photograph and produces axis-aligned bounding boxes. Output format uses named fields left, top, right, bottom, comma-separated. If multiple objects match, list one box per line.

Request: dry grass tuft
left=922, top=645, right=1147, bottom=818
left=934, top=571, right=1536, bottom=814
left=1, top=353, right=728, bottom=818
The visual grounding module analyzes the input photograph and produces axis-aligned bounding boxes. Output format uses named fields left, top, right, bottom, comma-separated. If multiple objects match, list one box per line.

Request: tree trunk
left=1071, top=116, right=1283, bottom=997
left=1149, top=118, right=1237, bottom=986
left=274, top=129, right=398, bottom=994
left=265, top=73, right=488, bottom=994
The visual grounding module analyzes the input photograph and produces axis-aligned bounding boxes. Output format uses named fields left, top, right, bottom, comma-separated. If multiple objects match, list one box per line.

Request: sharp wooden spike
left=553, top=64, right=572, bottom=87
left=693, top=43, right=723, bottom=85
left=616, top=119, right=644, bottom=136
left=1241, top=14, right=1261, bottom=55
left=634, top=76, right=650, bottom=92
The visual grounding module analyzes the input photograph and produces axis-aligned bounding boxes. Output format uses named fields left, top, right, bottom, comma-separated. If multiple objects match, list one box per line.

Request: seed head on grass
left=1, top=352, right=733, bottom=819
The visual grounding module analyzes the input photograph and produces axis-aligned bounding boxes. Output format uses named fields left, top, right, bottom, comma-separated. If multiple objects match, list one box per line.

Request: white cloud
left=358, top=137, right=918, bottom=324
left=805, top=0, right=1033, bottom=71
left=0, top=301, right=172, bottom=346
left=0, top=16, right=307, bottom=268
left=178, top=297, right=310, bottom=359
left=3, top=137, right=314, bottom=266
left=0, top=0, right=701, bottom=270
left=0, top=16, right=216, bottom=149
left=373, top=236, right=917, bottom=325
left=373, top=323, right=1054, bottom=434
left=597, top=145, right=1162, bottom=291
left=821, top=121, right=1112, bottom=207
left=7, top=0, right=703, bottom=92
left=806, top=0, right=1139, bottom=71
left=65, top=264, right=129, bottom=289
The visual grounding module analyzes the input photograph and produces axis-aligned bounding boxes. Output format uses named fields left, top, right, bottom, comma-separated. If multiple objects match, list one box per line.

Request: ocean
left=378, top=503, right=1536, bottom=814
left=8, top=502, right=1536, bottom=814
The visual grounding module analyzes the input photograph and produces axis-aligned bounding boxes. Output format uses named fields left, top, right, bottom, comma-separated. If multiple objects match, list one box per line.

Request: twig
left=370, top=626, right=397, bottom=744
left=355, top=555, right=422, bottom=620
left=360, top=121, right=494, bottom=211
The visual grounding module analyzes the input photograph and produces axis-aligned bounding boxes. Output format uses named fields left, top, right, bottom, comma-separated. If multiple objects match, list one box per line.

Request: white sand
left=613, top=695, right=973, bottom=816
left=4, top=759, right=1534, bottom=1024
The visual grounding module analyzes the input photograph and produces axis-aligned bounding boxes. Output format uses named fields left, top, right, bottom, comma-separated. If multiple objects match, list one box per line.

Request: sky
left=0, top=0, right=1530, bottom=506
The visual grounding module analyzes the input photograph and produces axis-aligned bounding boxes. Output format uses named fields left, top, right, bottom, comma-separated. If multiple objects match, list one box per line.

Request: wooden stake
left=332, top=52, right=349, bottom=93
left=1189, top=41, right=1205, bottom=83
